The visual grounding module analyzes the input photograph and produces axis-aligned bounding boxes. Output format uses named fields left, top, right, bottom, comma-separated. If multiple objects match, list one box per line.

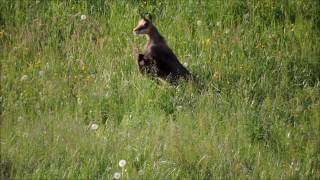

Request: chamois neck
left=146, top=26, right=166, bottom=44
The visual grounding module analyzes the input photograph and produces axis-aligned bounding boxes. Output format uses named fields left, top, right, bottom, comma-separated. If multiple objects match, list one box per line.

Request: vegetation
left=1, top=0, right=319, bottom=179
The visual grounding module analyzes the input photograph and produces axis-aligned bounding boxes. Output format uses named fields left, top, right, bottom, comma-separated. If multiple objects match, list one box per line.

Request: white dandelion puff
left=18, top=116, right=23, bottom=122
left=77, top=97, right=82, bottom=105
left=196, top=20, right=202, bottom=26
left=243, top=13, right=250, bottom=23
left=38, top=70, right=44, bottom=76
left=183, top=62, right=188, bottom=67
left=119, top=160, right=126, bottom=168
left=176, top=106, right=183, bottom=111
left=225, top=28, right=230, bottom=34
left=113, top=172, right=121, bottom=179
left=91, top=123, right=98, bottom=130
left=20, top=75, right=28, bottom=81
left=80, top=14, right=87, bottom=21
left=138, top=170, right=144, bottom=176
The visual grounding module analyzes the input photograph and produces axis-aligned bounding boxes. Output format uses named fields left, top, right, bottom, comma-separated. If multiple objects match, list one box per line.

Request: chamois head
left=133, top=14, right=153, bottom=35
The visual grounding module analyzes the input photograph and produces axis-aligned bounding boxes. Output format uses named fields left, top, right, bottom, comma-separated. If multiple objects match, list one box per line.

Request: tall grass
left=1, top=0, right=319, bottom=179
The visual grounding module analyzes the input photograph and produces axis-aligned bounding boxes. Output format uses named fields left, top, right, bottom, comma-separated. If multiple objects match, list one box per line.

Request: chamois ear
left=147, top=14, right=153, bottom=22
left=139, top=13, right=145, bottom=19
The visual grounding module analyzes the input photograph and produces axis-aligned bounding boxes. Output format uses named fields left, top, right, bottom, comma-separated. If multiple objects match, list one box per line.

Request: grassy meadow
left=1, top=0, right=320, bottom=179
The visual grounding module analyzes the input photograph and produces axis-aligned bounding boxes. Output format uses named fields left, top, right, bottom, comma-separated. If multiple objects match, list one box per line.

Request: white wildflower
left=176, top=106, right=183, bottom=111
left=22, top=132, right=29, bottom=138
left=17, top=116, right=23, bottom=122
left=38, top=70, right=44, bottom=76
left=91, top=123, right=98, bottom=130
left=138, top=170, right=144, bottom=176
left=196, top=20, right=202, bottom=26
left=80, top=14, right=87, bottom=21
left=119, top=160, right=126, bottom=168
left=243, top=13, right=250, bottom=23
left=77, top=97, right=82, bottom=105
left=183, top=62, right=188, bottom=67
left=225, top=28, right=230, bottom=34
left=20, top=75, right=28, bottom=81
left=113, top=172, right=121, bottom=179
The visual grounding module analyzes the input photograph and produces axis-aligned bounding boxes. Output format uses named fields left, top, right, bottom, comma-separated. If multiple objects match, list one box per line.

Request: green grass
left=1, top=0, right=319, bottom=179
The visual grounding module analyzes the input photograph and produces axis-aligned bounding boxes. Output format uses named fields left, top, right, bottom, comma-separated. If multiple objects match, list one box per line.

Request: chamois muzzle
left=133, top=28, right=147, bottom=35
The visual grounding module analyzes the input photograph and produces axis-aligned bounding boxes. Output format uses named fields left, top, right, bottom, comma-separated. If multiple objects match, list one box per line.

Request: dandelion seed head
left=91, top=123, right=98, bottom=130
left=20, top=75, right=28, bottom=81
left=183, top=62, right=188, bottom=67
left=18, top=116, right=23, bottom=122
left=243, top=13, right=250, bottom=23
left=119, top=159, right=126, bottom=168
left=38, top=70, right=44, bottom=76
left=138, top=170, right=144, bottom=176
left=80, top=14, right=87, bottom=21
left=13, top=47, right=18, bottom=52
left=22, top=132, right=29, bottom=138
left=113, top=172, right=121, bottom=179
left=243, top=13, right=250, bottom=19
left=225, top=28, right=230, bottom=34
left=196, top=20, right=202, bottom=26
left=77, top=97, right=82, bottom=105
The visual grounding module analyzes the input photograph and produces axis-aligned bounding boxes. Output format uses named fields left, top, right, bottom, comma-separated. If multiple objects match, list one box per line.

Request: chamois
left=133, top=15, right=191, bottom=83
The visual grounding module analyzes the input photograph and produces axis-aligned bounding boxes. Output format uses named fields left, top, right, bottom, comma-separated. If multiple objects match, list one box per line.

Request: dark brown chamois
left=133, top=15, right=191, bottom=83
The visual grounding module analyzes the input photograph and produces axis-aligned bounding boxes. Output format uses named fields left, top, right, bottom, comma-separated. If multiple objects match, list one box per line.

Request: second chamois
left=133, top=15, right=191, bottom=83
